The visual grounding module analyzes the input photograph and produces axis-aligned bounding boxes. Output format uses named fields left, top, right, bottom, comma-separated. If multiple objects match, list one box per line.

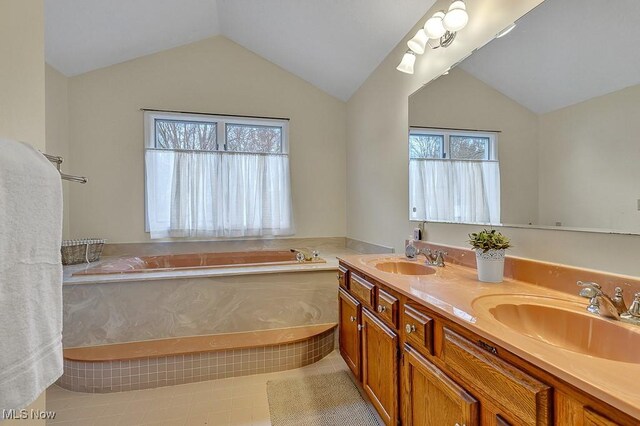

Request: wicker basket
left=61, top=239, right=105, bottom=265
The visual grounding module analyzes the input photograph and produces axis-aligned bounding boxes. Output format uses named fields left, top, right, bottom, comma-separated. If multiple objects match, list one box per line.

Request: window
left=144, top=111, right=294, bottom=239
left=409, top=128, right=501, bottom=224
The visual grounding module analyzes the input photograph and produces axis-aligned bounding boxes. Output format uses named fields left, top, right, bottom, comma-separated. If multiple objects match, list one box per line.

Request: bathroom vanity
left=336, top=253, right=640, bottom=426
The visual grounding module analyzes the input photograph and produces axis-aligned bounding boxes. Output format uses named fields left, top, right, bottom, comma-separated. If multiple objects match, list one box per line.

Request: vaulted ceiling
left=45, top=0, right=435, bottom=101
left=459, top=0, right=640, bottom=114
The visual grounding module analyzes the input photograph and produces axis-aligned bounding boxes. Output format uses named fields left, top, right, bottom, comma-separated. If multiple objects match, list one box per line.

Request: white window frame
left=143, top=111, right=290, bottom=234
left=409, top=127, right=498, bottom=161
left=144, top=111, right=289, bottom=153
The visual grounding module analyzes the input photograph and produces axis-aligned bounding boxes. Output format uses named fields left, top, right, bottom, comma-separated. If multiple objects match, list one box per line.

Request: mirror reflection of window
left=409, top=128, right=500, bottom=225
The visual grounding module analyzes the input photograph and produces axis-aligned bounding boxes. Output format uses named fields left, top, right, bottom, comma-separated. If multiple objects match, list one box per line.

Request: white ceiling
left=459, top=0, right=640, bottom=114
left=45, top=0, right=434, bottom=101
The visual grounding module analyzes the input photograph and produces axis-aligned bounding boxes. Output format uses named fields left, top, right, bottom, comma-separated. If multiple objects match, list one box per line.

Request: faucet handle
left=628, top=292, right=640, bottom=317
left=434, top=250, right=447, bottom=267
left=577, top=281, right=601, bottom=298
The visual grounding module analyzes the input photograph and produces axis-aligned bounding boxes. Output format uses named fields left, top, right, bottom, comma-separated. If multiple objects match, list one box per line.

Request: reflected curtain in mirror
left=410, top=159, right=500, bottom=224
left=409, top=128, right=500, bottom=224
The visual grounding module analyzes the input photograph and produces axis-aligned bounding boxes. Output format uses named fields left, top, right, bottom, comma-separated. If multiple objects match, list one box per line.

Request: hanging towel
left=0, top=139, right=63, bottom=413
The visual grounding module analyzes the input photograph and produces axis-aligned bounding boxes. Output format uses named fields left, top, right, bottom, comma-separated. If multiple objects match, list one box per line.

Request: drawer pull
left=405, top=324, right=416, bottom=334
left=478, top=340, right=498, bottom=355
left=350, top=315, right=357, bottom=322
left=377, top=305, right=386, bottom=313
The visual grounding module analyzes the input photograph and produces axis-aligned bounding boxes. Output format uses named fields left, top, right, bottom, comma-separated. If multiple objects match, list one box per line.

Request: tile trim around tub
left=57, top=329, right=334, bottom=393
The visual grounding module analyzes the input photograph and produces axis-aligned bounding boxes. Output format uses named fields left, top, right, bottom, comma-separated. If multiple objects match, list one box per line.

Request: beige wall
left=345, top=0, right=640, bottom=278
left=1, top=0, right=48, bottom=421
left=0, top=0, right=45, bottom=151
left=45, top=65, right=71, bottom=239
left=538, top=83, right=640, bottom=232
left=66, top=36, right=347, bottom=243
left=409, top=68, right=539, bottom=225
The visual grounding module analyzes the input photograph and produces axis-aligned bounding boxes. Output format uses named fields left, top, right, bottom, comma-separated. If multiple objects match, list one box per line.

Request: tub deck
left=73, top=250, right=325, bottom=276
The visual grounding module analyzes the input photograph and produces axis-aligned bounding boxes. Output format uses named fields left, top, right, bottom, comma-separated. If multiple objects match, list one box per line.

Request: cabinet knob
left=357, top=324, right=364, bottom=331
left=349, top=315, right=357, bottom=322
left=405, top=324, right=416, bottom=334
left=377, top=305, right=386, bottom=313
left=336, top=273, right=341, bottom=280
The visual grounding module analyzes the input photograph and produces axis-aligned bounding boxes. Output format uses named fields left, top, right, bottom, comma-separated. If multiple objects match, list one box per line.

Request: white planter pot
left=475, top=249, right=505, bottom=283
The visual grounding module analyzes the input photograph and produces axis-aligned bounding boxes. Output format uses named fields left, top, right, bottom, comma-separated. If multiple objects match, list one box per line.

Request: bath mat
left=267, top=371, right=381, bottom=426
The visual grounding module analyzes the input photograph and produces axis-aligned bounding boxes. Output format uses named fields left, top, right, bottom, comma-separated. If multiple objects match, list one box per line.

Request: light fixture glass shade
left=424, top=11, right=446, bottom=39
left=407, top=29, right=428, bottom=55
left=396, top=51, right=416, bottom=74
left=443, top=1, right=468, bottom=32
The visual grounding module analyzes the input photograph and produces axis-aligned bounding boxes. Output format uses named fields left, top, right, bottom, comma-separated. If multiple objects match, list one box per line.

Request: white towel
left=0, top=139, right=63, bottom=413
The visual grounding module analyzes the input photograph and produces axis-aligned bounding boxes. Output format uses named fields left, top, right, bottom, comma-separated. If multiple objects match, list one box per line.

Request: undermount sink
left=373, top=260, right=436, bottom=276
left=474, top=295, right=640, bottom=363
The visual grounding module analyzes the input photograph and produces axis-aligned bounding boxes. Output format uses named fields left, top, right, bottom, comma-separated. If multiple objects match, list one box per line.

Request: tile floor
left=46, top=350, right=350, bottom=426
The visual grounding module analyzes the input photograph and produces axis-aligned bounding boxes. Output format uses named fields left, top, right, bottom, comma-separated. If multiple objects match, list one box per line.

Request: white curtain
left=145, top=150, right=294, bottom=238
left=409, top=159, right=500, bottom=224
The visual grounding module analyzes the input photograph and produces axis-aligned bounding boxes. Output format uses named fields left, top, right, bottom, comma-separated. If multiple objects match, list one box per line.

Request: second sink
left=474, top=294, right=640, bottom=364
left=374, top=260, right=436, bottom=276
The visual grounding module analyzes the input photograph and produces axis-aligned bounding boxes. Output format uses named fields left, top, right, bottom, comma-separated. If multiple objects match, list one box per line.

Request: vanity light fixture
left=398, top=0, right=469, bottom=73
left=407, top=29, right=428, bottom=55
left=396, top=50, right=417, bottom=74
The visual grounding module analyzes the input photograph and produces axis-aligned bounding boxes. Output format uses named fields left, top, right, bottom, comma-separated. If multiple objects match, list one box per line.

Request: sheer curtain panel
left=409, top=159, right=500, bottom=224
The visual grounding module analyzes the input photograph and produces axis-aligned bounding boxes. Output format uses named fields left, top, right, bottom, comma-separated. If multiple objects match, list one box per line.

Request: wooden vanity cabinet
left=338, top=288, right=361, bottom=380
left=440, top=327, right=551, bottom=425
left=362, top=308, right=399, bottom=426
left=402, top=343, right=479, bottom=426
left=336, top=263, right=637, bottom=426
left=337, top=265, right=349, bottom=290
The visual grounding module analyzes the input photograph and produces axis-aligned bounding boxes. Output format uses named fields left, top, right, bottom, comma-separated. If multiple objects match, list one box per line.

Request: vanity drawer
left=376, top=288, right=398, bottom=328
left=337, top=265, right=349, bottom=290
left=441, top=327, right=551, bottom=425
left=350, top=274, right=375, bottom=308
left=402, top=304, right=433, bottom=355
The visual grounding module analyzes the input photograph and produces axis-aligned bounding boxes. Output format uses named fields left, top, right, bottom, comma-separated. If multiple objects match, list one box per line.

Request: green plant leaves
left=468, top=229, right=511, bottom=253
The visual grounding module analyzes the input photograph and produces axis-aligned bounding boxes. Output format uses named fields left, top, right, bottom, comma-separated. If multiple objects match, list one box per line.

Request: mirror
left=408, top=0, right=640, bottom=234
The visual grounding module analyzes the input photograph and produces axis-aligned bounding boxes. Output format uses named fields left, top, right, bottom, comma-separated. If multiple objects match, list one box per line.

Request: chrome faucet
left=419, top=248, right=447, bottom=267
left=289, top=248, right=318, bottom=262
left=577, top=281, right=640, bottom=325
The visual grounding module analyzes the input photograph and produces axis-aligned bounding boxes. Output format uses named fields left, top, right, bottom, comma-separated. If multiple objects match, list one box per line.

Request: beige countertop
left=338, top=253, right=640, bottom=420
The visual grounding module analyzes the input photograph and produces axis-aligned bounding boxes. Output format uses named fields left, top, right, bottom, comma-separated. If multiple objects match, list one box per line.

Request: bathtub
left=60, top=241, right=350, bottom=392
left=73, top=249, right=325, bottom=275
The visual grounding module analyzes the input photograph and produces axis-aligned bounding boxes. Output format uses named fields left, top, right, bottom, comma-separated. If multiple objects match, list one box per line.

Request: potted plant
left=468, top=229, right=511, bottom=283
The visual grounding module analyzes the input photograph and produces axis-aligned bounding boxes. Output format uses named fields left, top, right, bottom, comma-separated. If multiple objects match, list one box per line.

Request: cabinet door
left=402, top=344, right=479, bottom=426
left=584, top=407, right=620, bottom=426
left=338, top=287, right=361, bottom=380
left=362, top=308, right=399, bottom=426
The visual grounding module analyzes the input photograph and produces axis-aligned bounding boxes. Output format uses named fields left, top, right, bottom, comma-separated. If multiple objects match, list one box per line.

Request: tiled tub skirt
left=57, top=328, right=335, bottom=393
